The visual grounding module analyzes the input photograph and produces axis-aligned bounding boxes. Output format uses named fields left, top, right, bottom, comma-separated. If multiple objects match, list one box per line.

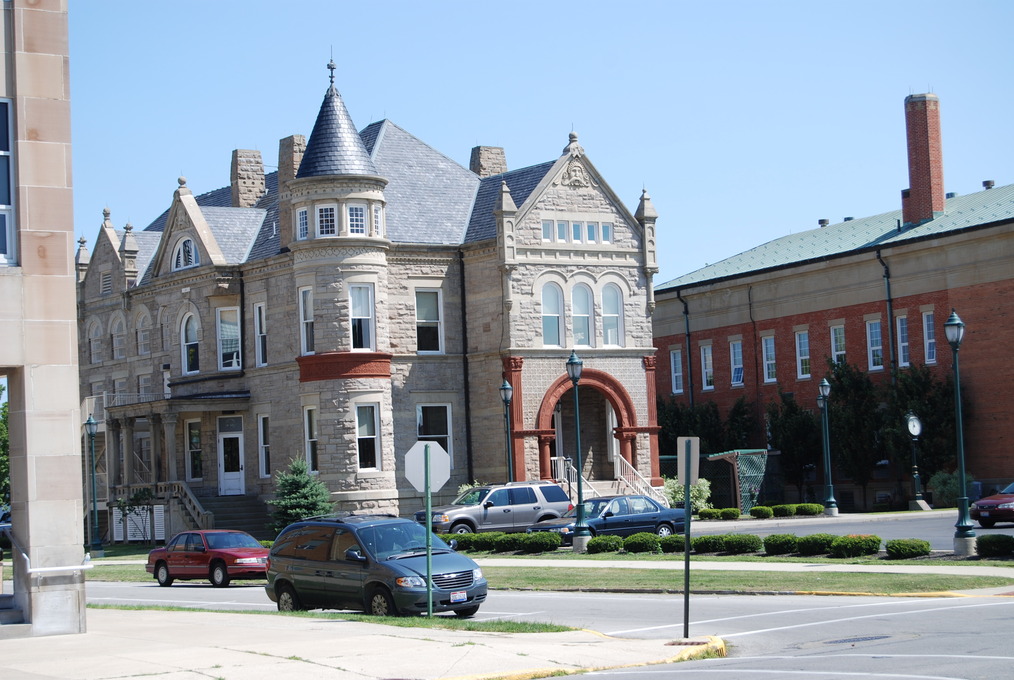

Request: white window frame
left=795, top=330, right=811, bottom=379
left=586, top=222, right=598, bottom=243
left=298, top=287, right=314, bottom=355
left=253, top=302, right=267, bottom=366
left=136, top=314, right=151, bottom=356
left=316, top=204, right=337, bottom=237
left=700, top=345, right=714, bottom=390
left=730, top=340, right=744, bottom=386
left=541, top=283, right=564, bottom=347
left=415, top=289, right=443, bottom=354
left=867, top=320, right=884, bottom=371
left=172, top=238, right=199, bottom=271
left=556, top=220, right=568, bottom=242
left=372, top=204, right=384, bottom=237
left=138, top=374, right=152, bottom=397
left=601, top=223, right=612, bottom=243
left=182, top=314, right=200, bottom=375
left=762, top=335, right=777, bottom=383
left=923, top=311, right=936, bottom=364
left=257, top=414, right=271, bottom=478
left=356, top=403, right=380, bottom=470
left=417, top=404, right=452, bottom=469
left=185, top=420, right=203, bottom=481
left=296, top=207, right=309, bottom=240
left=571, top=220, right=583, bottom=243
left=216, top=307, right=241, bottom=370
left=0, top=100, right=14, bottom=265
left=830, top=325, right=846, bottom=364
left=111, top=318, right=126, bottom=360
left=347, top=203, right=367, bottom=235
left=670, top=349, right=684, bottom=394
left=350, top=283, right=375, bottom=351
left=572, top=284, right=594, bottom=347
left=542, top=219, right=553, bottom=242
left=304, top=407, right=318, bottom=473
left=602, top=283, right=623, bottom=347
left=897, top=316, right=910, bottom=367
left=89, top=323, right=103, bottom=364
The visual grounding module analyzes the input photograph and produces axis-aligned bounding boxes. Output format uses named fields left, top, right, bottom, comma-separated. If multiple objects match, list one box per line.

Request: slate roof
left=657, top=183, right=1014, bottom=291
left=465, top=161, right=556, bottom=244
left=125, top=229, right=162, bottom=281
left=297, top=85, right=378, bottom=178
left=364, top=120, right=480, bottom=244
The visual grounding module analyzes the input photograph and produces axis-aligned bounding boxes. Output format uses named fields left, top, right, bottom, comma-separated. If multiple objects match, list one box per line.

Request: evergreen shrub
left=698, top=508, right=721, bottom=520
left=449, top=533, right=476, bottom=551
left=471, top=532, right=506, bottom=552
left=660, top=535, right=685, bottom=553
left=723, top=533, right=763, bottom=554
left=884, top=538, right=931, bottom=559
left=976, top=534, right=1014, bottom=558
left=772, top=504, right=797, bottom=517
left=587, top=535, right=623, bottom=554
left=795, top=503, right=825, bottom=516
left=830, top=534, right=882, bottom=558
left=493, top=533, right=525, bottom=552
left=623, top=532, right=662, bottom=554
left=750, top=506, right=774, bottom=519
left=720, top=508, right=742, bottom=520
left=520, top=531, right=561, bottom=553
left=796, top=533, right=836, bottom=556
left=691, top=534, right=725, bottom=553
left=763, top=533, right=798, bottom=555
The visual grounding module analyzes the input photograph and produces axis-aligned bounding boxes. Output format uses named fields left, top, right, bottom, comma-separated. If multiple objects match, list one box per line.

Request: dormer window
left=172, top=238, right=200, bottom=270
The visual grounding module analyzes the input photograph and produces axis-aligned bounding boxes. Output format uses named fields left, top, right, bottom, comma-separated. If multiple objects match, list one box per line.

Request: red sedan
left=971, top=482, right=1014, bottom=528
left=146, top=529, right=269, bottom=587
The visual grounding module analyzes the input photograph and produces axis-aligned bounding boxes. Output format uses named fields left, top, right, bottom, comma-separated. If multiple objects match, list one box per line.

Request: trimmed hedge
left=763, top=533, right=798, bottom=555
left=885, top=538, right=931, bottom=559
left=691, top=534, right=725, bottom=553
left=750, top=505, right=774, bottom=519
left=723, top=533, right=763, bottom=554
left=698, top=508, right=722, bottom=520
left=830, top=534, right=882, bottom=558
left=624, top=532, right=662, bottom=554
left=448, top=533, right=476, bottom=551
left=493, top=533, right=526, bottom=552
left=796, top=533, right=837, bottom=556
left=521, top=531, right=562, bottom=553
left=772, top=504, right=797, bottom=517
left=720, top=508, right=742, bottom=520
left=471, top=532, right=506, bottom=552
left=795, top=503, right=825, bottom=516
left=587, top=534, right=624, bottom=554
left=660, top=535, right=685, bottom=553
left=976, top=533, right=1014, bottom=558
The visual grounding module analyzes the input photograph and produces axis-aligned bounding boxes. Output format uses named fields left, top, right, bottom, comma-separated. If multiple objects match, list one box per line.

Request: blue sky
left=67, top=0, right=1013, bottom=286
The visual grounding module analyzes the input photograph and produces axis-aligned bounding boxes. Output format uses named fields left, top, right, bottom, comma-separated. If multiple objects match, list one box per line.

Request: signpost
left=676, top=436, right=700, bottom=638
left=405, top=440, right=450, bottom=617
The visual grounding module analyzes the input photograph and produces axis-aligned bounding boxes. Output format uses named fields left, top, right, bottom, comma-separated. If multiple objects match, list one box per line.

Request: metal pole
left=911, top=435, right=924, bottom=502
left=819, top=394, right=837, bottom=515
left=504, top=396, right=513, bottom=483
left=682, top=438, right=692, bottom=639
left=952, top=345, right=975, bottom=542
left=573, top=381, right=587, bottom=539
left=425, top=443, right=433, bottom=617
left=89, top=428, right=102, bottom=554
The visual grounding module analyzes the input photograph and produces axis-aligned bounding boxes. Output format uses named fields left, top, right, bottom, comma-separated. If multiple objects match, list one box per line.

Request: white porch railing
left=614, top=454, right=670, bottom=507
left=550, top=456, right=602, bottom=501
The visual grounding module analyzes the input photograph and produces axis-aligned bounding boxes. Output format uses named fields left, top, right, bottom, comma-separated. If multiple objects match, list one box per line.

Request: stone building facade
left=75, top=69, right=664, bottom=539
left=652, top=94, right=1014, bottom=509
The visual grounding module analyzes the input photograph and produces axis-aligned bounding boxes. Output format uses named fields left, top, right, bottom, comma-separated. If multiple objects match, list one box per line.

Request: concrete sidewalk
left=0, top=607, right=723, bottom=680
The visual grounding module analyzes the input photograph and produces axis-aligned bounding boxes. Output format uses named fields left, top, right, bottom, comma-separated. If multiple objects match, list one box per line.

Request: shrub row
left=977, top=534, right=1014, bottom=557
left=448, top=531, right=562, bottom=553
left=699, top=503, right=825, bottom=520
left=698, top=507, right=744, bottom=520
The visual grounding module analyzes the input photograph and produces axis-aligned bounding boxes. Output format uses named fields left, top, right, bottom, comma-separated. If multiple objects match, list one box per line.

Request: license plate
left=450, top=590, right=467, bottom=603
left=981, top=511, right=990, bottom=517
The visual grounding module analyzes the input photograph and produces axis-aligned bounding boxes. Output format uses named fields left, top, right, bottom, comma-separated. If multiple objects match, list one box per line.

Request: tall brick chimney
left=230, top=149, right=266, bottom=208
left=901, top=93, right=945, bottom=226
left=470, top=146, right=507, bottom=178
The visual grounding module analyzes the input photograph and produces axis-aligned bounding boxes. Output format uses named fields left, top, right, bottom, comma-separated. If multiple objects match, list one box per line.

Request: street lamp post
left=817, top=378, right=838, bottom=516
left=945, top=309, right=976, bottom=556
left=905, top=411, right=930, bottom=511
left=84, top=414, right=104, bottom=556
left=499, top=379, right=514, bottom=483
left=566, top=351, right=590, bottom=551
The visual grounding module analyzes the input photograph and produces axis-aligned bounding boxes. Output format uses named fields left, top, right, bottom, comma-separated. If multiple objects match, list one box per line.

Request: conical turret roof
left=297, top=79, right=378, bottom=179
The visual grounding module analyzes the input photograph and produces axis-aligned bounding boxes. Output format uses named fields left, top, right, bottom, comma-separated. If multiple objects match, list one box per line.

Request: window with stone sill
left=867, top=320, right=884, bottom=371
left=415, top=290, right=442, bottom=353
left=136, top=315, right=151, bottom=355
left=701, top=345, right=714, bottom=390
left=418, top=404, right=452, bottom=468
left=670, top=349, right=684, bottom=394
left=373, top=204, right=384, bottom=237
left=182, top=314, right=200, bottom=374
left=317, top=205, right=336, bottom=237
left=304, top=407, right=318, bottom=473
left=795, top=330, right=810, bottom=379
left=89, top=324, right=103, bottom=364
left=296, top=208, right=309, bottom=240
left=348, top=204, right=366, bottom=235
left=897, top=316, right=910, bottom=367
left=923, top=311, right=936, bottom=364
left=299, top=287, right=314, bottom=355
left=254, top=302, right=267, bottom=366
left=762, top=335, right=777, bottom=383
left=541, top=219, right=614, bottom=245
left=541, top=282, right=563, bottom=347
left=730, top=340, right=744, bottom=386
left=602, top=283, right=624, bottom=347
left=111, top=319, right=126, bottom=360
left=830, top=325, right=846, bottom=364
left=350, top=284, right=375, bottom=351
left=258, top=414, right=271, bottom=478
left=572, top=284, right=594, bottom=347
left=356, top=404, right=380, bottom=470
left=217, top=307, right=241, bottom=370
left=186, top=420, right=203, bottom=481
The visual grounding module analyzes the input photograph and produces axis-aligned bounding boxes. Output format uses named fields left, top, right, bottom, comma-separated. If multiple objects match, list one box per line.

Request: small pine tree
left=267, top=458, right=334, bottom=534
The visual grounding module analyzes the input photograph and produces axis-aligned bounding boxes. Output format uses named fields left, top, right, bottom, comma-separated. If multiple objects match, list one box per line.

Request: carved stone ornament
left=561, top=161, right=591, bottom=187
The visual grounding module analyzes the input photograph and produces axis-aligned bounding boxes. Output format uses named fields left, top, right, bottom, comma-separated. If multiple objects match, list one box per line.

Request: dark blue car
left=526, top=494, right=685, bottom=546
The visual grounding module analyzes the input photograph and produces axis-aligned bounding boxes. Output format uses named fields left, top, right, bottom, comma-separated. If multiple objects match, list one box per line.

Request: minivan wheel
left=155, top=562, right=174, bottom=587
left=368, top=587, right=399, bottom=616
left=454, top=605, right=480, bottom=618
left=655, top=523, right=675, bottom=537
left=450, top=523, right=474, bottom=534
left=276, top=582, right=303, bottom=612
left=210, top=562, right=231, bottom=587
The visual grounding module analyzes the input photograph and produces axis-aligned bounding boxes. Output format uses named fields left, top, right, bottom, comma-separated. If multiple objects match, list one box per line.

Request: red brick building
left=652, top=94, right=1013, bottom=509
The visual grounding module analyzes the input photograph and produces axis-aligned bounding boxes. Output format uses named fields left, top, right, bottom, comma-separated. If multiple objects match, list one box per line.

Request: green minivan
left=265, top=513, right=487, bottom=617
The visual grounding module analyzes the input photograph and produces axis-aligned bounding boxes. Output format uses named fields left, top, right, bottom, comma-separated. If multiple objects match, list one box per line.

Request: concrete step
left=198, top=495, right=273, bottom=540
left=0, top=593, right=26, bottom=634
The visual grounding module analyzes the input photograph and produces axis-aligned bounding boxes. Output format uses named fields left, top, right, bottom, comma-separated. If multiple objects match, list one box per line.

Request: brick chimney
left=901, top=93, right=945, bottom=226
left=470, top=146, right=507, bottom=178
left=230, top=149, right=266, bottom=208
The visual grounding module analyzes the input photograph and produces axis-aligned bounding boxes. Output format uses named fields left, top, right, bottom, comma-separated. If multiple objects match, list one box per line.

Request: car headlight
left=472, top=568, right=483, bottom=580
left=234, top=557, right=264, bottom=565
left=395, top=575, right=427, bottom=588
left=999, top=502, right=1014, bottom=510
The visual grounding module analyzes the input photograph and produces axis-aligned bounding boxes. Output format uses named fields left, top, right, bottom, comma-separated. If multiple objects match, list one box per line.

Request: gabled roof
left=297, top=85, right=378, bottom=178
left=364, top=120, right=480, bottom=244
left=128, top=229, right=162, bottom=281
left=465, top=161, right=556, bottom=243
left=657, top=183, right=1014, bottom=290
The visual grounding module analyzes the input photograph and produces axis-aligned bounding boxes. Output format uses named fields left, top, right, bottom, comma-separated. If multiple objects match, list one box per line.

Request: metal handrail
left=1, top=526, right=93, bottom=576
left=551, top=457, right=602, bottom=501
left=614, top=454, right=670, bottom=507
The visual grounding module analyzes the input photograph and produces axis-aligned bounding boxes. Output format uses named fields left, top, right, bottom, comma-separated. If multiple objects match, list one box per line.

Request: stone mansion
left=75, top=68, right=665, bottom=536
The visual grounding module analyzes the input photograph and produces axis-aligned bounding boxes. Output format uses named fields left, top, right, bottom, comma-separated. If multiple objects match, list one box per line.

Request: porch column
left=107, top=418, right=122, bottom=486
left=121, top=418, right=135, bottom=487
left=503, top=355, right=524, bottom=481
left=538, top=434, right=555, bottom=480
left=150, top=413, right=163, bottom=483
left=643, top=355, right=662, bottom=484
left=162, top=413, right=179, bottom=482
left=618, top=431, right=635, bottom=467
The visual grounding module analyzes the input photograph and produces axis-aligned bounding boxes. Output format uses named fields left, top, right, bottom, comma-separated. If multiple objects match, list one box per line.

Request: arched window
left=135, top=312, right=152, bottom=355
left=602, top=284, right=624, bottom=347
left=88, top=322, right=103, bottom=364
left=541, top=283, right=563, bottom=347
left=572, top=284, right=593, bottom=347
left=182, top=314, right=200, bottom=374
left=172, top=238, right=200, bottom=270
left=110, top=317, right=126, bottom=359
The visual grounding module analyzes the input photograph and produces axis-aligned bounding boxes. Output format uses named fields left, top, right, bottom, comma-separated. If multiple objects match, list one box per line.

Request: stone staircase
left=199, top=495, right=273, bottom=541
left=0, top=593, right=29, bottom=640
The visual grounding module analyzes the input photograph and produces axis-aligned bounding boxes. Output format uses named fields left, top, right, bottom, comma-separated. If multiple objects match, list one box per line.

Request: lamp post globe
left=84, top=414, right=103, bottom=555
left=499, top=380, right=514, bottom=483
left=566, top=351, right=590, bottom=551
left=818, top=378, right=837, bottom=516
left=945, top=310, right=975, bottom=555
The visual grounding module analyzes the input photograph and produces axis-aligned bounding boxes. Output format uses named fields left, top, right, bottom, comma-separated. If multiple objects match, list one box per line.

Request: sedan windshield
left=205, top=532, right=263, bottom=550
left=1001, top=482, right=1014, bottom=494
left=563, top=498, right=613, bottom=518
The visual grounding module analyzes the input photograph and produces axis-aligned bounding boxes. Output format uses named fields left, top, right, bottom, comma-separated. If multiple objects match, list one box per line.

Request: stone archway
left=533, top=368, right=640, bottom=480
